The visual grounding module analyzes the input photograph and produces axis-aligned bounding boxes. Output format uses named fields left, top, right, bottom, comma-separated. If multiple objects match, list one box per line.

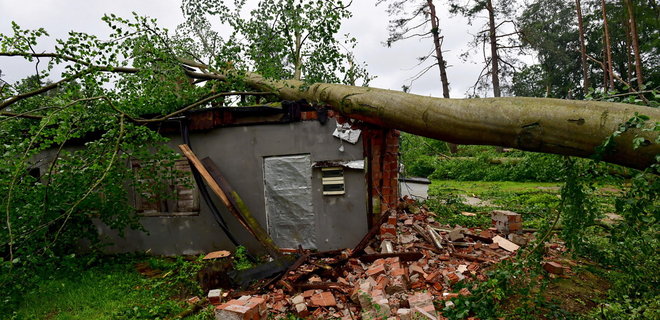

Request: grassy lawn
left=8, top=256, right=212, bottom=320
left=431, top=180, right=562, bottom=196
left=428, top=180, right=619, bottom=229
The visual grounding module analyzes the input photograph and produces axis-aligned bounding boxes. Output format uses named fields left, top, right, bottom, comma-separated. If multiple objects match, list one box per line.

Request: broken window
left=322, top=167, right=345, bottom=195
left=131, top=158, right=200, bottom=216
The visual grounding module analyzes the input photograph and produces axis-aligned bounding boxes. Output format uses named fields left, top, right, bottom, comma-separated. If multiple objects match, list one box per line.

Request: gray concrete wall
left=96, top=119, right=368, bottom=255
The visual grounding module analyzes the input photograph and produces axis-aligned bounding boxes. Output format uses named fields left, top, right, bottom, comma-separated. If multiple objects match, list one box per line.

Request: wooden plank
left=350, top=209, right=393, bottom=258
left=200, top=156, right=283, bottom=259
left=426, top=225, right=444, bottom=250
left=294, top=282, right=351, bottom=292
left=449, top=252, right=495, bottom=263
left=358, top=252, right=424, bottom=263
left=492, top=235, right=520, bottom=252
left=178, top=144, right=282, bottom=259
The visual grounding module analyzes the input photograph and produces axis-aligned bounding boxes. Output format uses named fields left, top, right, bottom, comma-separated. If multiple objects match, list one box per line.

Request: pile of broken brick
left=211, top=207, right=553, bottom=320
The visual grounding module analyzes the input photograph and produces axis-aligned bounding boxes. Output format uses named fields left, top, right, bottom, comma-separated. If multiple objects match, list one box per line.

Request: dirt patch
left=543, top=269, right=610, bottom=314
left=461, top=195, right=495, bottom=207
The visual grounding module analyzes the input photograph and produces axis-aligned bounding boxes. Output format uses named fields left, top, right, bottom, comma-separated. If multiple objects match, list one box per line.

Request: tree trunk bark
left=486, top=0, right=501, bottom=98
left=244, top=73, right=659, bottom=170
left=624, top=19, right=634, bottom=88
left=427, top=0, right=457, bottom=153
left=576, top=0, right=591, bottom=92
left=486, top=0, right=504, bottom=153
left=293, top=32, right=302, bottom=81
left=428, top=0, right=450, bottom=99
left=625, top=0, right=644, bottom=90
left=601, top=0, right=615, bottom=90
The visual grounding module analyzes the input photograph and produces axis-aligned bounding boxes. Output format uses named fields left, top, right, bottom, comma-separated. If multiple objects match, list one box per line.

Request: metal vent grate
left=322, top=167, right=345, bottom=195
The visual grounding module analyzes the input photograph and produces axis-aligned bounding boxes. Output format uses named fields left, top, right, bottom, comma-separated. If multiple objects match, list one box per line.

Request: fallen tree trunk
left=243, top=73, right=659, bottom=170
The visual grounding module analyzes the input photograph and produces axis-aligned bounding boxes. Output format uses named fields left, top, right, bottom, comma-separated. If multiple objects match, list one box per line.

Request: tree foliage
left=515, top=0, right=660, bottom=101
left=0, top=2, right=368, bottom=311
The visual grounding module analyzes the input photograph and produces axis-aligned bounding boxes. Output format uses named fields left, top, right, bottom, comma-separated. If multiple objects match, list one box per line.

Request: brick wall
left=362, top=126, right=400, bottom=228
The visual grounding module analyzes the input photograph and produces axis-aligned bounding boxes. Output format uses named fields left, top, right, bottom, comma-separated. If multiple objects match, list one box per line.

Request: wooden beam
left=201, top=156, right=283, bottom=260
left=178, top=144, right=282, bottom=259
left=358, top=252, right=424, bottom=263
left=350, top=209, right=393, bottom=258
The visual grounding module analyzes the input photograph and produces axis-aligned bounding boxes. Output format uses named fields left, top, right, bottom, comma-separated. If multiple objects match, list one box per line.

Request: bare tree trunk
left=293, top=31, right=302, bottom=81
left=486, top=0, right=501, bottom=98
left=601, top=0, right=615, bottom=90
left=244, top=73, right=660, bottom=170
left=624, top=16, right=634, bottom=88
left=576, top=0, right=591, bottom=92
left=625, top=0, right=644, bottom=90
left=427, top=0, right=458, bottom=153
left=486, top=0, right=504, bottom=152
left=428, top=0, right=450, bottom=99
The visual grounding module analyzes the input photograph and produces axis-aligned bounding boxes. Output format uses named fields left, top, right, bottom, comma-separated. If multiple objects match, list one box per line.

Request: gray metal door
left=263, top=154, right=316, bottom=249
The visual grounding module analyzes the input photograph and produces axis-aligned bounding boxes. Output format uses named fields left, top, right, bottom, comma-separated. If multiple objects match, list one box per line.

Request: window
left=321, top=167, right=345, bottom=195
left=131, top=158, right=200, bottom=216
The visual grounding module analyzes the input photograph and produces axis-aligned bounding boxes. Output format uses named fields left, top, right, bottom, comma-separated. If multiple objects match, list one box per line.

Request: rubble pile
left=212, top=204, right=535, bottom=319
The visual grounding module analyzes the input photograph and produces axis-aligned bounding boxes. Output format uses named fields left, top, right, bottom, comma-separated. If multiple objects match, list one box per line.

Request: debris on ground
left=208, top=203, right=543, bottom=319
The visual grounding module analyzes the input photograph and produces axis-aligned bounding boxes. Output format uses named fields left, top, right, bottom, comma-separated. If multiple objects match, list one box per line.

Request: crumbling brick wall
left=363, top=126, right=400, bottom=228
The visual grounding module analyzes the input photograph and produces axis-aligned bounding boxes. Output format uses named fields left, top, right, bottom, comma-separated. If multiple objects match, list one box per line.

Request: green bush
left=430, top=152, right=566, bottom=182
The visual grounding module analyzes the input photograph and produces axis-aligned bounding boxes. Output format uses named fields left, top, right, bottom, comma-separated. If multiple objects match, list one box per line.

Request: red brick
left=302, top=290, right=315, bottom=298
left=446, top=272, right=460, bottom=285
left=300, top=111, right=318, bottom=120
left=390, top=266, right=406, bottom=277
left=366, top=264, right=386, bottom=278
left=409, top=264, right=426, bottom=277
left=387, top=214, right=397, bottom=226
left=380, top=223, right=396, bottom=238
left=543, top=261, right=566, bottom=275
left=215, top=296, right=266, bottom=320
left=408, top=292, right=436, bottom=318
left=443, top=293, right=459, bottom=300
left=310, top=291, right=337, bottom=307
left=374, top=274, right=389, bottom=291
left=425, top=271, right=441, bottom=282
left=383, top=257, right=401, bottom=270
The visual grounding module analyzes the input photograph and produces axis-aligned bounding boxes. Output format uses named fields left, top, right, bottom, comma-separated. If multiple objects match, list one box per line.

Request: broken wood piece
left=262, top=252, right=310, bottom=290
left=450, top=252, right=494, bottom=263
left=448, top=241, right=476, bottom=247
left=199, top=155, right=284, bottom=260
left=358, top=252, right=424, bottom=263
left=294, top=282, right=351, bottom=292
left=492, top=235, right=520, bottom=252
left=428, top=226, right=453, bottom=233
left=350, top=209, right=394, bottom=258
left=479, top=247, right=507, bottom=258
left=412, top=224, right=435, bottom=246
left=278, top=280, right=295, bottom=292
left=179, top=145, right=282, bottom=259
left=465, top=233, right=493, bottom=244
left=425, top=225, right=444, bottom=250
left=202, top=250, right=231, bottom=260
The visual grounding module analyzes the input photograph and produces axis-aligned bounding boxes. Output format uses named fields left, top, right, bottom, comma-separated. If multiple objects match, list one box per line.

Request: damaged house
left=87, top=101, right=400, bottom=255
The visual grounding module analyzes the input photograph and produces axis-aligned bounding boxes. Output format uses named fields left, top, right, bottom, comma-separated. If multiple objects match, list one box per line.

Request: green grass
left=427, top=180, right=563, bottom=228
left=431, top=180, right=562, bottom=196
left=7, top=256, right=207, bottom=320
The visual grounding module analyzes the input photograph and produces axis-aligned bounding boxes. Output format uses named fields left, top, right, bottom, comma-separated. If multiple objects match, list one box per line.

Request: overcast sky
left=0, top=0, right=505, bottom=98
